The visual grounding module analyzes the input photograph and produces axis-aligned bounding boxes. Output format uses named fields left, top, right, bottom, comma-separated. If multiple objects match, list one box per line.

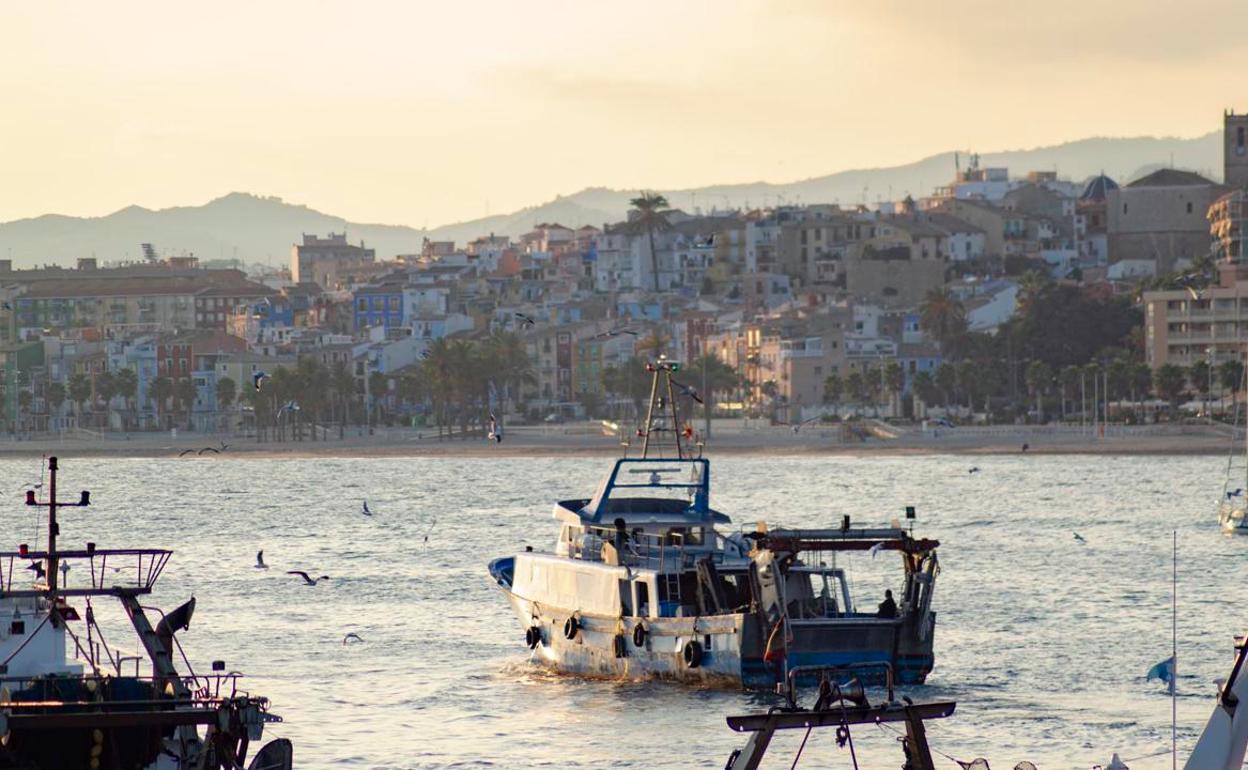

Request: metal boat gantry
left=488, top=358, right=940, bottom=689
left=0, top=456, right=291, bottom=770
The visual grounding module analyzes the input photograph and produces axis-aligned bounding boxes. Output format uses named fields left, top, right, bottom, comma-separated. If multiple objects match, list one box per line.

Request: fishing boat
left=488, top=358, right=940, bottom=689
left=0, top=457, right=292, bottom=770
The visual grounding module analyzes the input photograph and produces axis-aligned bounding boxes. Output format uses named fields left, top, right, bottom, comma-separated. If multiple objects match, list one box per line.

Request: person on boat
left=877, top=589, right=898, bottom=618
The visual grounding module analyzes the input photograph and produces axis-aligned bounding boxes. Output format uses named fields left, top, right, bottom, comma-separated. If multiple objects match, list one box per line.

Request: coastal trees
left=884, top=362, right=904, bottom=414
left=150, top=376, right=173, bottom=428
left=844, top=370, right=865, bottom=410
left=1059, top=365, right=1081, bottom=420
left=68, top=374, right=91, bottom=425
left=1025, top=361, right=1052, bottom=423
left=1154, top=364, right=1187, bottom=411
left=934, top=363, right=956, bottom=406
left=919, top=289, right=968, bottom=353
left=911, top=371, right=938, bottom=410
left=630, top=191, right=671, bottom=292
left=174, top=378, right=196, bottom=429
left=115, top=368, right=137, bottom=428
left=822, top=373, right=843, bottom=406
left=46, top=382, right=66, bottom=423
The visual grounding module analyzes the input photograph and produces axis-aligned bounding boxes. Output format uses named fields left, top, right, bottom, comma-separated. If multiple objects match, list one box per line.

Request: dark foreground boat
left=0, top=457, right=291, bottom=770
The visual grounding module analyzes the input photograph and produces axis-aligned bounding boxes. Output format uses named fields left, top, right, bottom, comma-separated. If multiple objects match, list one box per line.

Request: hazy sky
left=2, top=1, right=1244, bottom=228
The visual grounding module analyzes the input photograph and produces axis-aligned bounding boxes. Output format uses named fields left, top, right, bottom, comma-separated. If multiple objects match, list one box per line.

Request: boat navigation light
left=212, top=660, right=226, bottom=671
left=905, top=506, right=916, bottom=519
left=18, top=544, right=27, bottom=557
left=841, top=515, right=851, bottom=531
left=24, top=491, right=34, bottom=506
left=78, top=491, right=90, bottom=506
left=86, top=542, right=95, bottom=555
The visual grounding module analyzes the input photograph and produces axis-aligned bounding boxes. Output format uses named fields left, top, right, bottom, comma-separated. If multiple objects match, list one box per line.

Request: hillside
left=0, top=131, right=1222, bottom=268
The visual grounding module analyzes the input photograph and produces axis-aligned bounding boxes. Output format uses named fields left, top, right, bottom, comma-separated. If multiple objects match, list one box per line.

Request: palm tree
left=174, top=378, right=197, bottom=430
left=485, top=331, right=536, bottom=416
left=114, top=368, right=138, bottom=430
left=95, top=371, right=117, bottom=430
left=1189, top=360, right=1212, bottom=417
left=688, top=353, right=739, bottom=438
left=68, top=374, right=91, bottom=427
left=150, top=376, right=173, bottom=429
left=911, top=371, right=938, bottom=411
left=46, top=382, right=66, bottom=427
left=1025, top=361, right=1052, bottom=423
left=331, top=362, right=356, bottom=439
left=1058, top=365, right=1081, bottom=421
left=918, top=289, right=968, bottom=354
left=1220, top=359, right=1244, bottom=414
left=629, top=191, right=671, bottom=292
left=1016, top=269, right=1052, bottom=314
left=1154, top=364, right=1186, bottom=412
left=884, top=362, right=904, bottom=415
left=934, top=363, right=957, bottom=407
left=822, top=373, right=843, bottom=407
left=844, top=371, right=865, bottom=410
left=216, top=376, right=237, bottom=433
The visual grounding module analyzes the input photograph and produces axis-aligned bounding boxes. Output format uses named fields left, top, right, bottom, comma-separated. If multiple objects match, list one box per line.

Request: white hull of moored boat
left=501, top=589, right=746, bottom=685
left=1219, top=501, right=1248, bottom=534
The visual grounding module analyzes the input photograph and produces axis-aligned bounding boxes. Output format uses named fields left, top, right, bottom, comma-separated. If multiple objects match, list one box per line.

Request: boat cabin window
left=635, top=580, right=650, bottom=618
left=785, top=570, right=848, bottom=619
left=665, top=527, right=703, bottom=546
left=10, top=620, right=24, bottom=635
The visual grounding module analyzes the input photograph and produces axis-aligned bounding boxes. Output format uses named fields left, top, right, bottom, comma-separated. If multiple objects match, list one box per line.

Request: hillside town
left=4, top=112, right=1248, bottom=443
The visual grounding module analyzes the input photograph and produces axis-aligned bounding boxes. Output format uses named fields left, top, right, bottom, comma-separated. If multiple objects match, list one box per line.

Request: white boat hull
left=1219, top=501, right=1248, bottom=534
left=501, top=588, right=747, bottom=685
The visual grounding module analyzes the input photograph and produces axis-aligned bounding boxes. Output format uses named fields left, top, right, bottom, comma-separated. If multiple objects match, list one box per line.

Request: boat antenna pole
left=641, top=361, right=661, bottom=457
left=24, top=456, right=90, bottom=598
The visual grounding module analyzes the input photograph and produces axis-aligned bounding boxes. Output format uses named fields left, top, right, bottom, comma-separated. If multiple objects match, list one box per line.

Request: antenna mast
left=639, top=356, right=687, bottom=459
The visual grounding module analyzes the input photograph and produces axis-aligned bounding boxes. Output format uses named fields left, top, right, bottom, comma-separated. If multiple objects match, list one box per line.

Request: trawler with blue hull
left=488, top=358, right=940, bottom=689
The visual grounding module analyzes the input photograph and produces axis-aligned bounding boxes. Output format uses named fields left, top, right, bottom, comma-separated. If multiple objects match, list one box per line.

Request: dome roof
left=1080, top=174, right=1119, bottom=201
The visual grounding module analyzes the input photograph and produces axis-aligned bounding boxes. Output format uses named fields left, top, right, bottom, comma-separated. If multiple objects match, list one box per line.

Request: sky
left=1, top=1, right=1245, bottom=228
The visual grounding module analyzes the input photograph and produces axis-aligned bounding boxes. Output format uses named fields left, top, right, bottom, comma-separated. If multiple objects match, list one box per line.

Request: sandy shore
left=0, top=423, right=1233, bottom=459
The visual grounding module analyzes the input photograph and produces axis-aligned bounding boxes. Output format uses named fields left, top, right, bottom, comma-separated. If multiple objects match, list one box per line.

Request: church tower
left=1225, top=109, right=1248, bottom=189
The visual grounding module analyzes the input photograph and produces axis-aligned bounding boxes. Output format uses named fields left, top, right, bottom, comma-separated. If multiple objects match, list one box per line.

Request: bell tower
left=1224, top=109, right=1248, bottom=189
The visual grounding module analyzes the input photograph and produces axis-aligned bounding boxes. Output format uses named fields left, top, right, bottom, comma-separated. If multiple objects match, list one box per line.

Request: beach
left=0, top=420, right=1233, bottom=458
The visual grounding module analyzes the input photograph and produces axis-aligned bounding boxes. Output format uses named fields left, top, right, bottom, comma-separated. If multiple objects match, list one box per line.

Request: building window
left=1239, top=126, right=1245, bottom=148
left=1186, top=202, right=1193, bottom=214
left=1123, top=203, right=1128, bottom=215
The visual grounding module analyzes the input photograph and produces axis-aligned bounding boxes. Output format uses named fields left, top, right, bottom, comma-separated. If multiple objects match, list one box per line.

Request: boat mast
left=639, top=357, right=685, bottom=459
left=24, top=456, right=90, bottom=598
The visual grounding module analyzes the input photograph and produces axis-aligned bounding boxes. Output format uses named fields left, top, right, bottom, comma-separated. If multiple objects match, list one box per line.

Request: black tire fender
left=683, top=640, right=703, bottom=668
left=632, top=622, right=648, bottom=648
left=563, top=616, right=580, bottom=640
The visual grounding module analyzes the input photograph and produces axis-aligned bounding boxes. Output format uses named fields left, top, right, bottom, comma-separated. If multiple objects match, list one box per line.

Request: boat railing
left=574, top=525, right=736, bottom=571
left=0, top=548, right=173, bottom=597
left=0, top=671, right=256, bottom=705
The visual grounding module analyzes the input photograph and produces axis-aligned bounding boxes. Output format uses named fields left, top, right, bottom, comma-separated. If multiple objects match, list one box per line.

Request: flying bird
left=287, top=571, right=330, bottom=586
left=343, top=632, right=364, bottom=645
left=1228, top=488, right=1244, bottom=500
left=197, top=446, right=220, bottom=455
left=868, top=542, right=885, bottom=559
left=424, top=517, right=437, bottom=544
left=968, top=467, right=981, bottom=474
left=670, top=378, right=703, bottom=404
left=595, top=327, right=639, bottom=339
left=255, top=551, right=268, bottom=569
left=514, top=313, right=536, bottom=328
left=26, top=561, right=45, bottom=579
left=488, top=412, right=503, bottom=443
left=361, top=500, right=372, bottom=516
left=178, top=449, right=195, bottom=457
left=778, top=417, right=820, bottom=434
left=253, top=371, right=269, bottom=391
left=1, top=302, right=11, bottom=311
left=1021, top=443, right=1030, bottom=452
left=1073, top=532, right=1086, bottom=543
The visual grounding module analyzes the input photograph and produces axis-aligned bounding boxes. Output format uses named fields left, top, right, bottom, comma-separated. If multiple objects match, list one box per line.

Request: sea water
left=2, top=453, right=1241, bottom=769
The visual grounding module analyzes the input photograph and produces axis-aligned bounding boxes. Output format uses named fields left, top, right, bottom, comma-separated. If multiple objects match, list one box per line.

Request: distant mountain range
left=0, top=131, right=1222, bottom=269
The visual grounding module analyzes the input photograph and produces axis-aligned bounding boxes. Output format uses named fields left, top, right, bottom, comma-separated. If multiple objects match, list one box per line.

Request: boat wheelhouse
left=0, top=457, right=291, bottom=770
left=488, top=359, right=939, bottom=689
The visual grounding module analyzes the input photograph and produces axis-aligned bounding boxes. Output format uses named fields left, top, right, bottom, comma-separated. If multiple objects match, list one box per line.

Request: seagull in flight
left=197, top=446, right=220, bottom=455
left=26, top=561, right=45, bottom=579
left=255, top=550, right=268, bottom=569
left=1073, top=532, right=1086, bottom=544
left=514, top=313, right=536, bottom=328
left=287, top=571, right=330, bottom=586
left=670, top=378, right=703, bottom=404
left=968, top=467, right=981, bottom=474
left=1228, top=488, right=1244, bottom=500
left=1, top=302, right=11, bottom=311
left=488, top=412, right=503, bottom=443
left=424, top=517, right=437, bottom=544
left=343, top=632, right=364, bottom=645
left=778, top=417, right=820, bottom=434
left=361, top=500, right=372, bottom=516
left=178, top=449, right=195, bottom=457
left=595, top=327, right=639, bottom=339
left=253, top=371, right=269, bottom=391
